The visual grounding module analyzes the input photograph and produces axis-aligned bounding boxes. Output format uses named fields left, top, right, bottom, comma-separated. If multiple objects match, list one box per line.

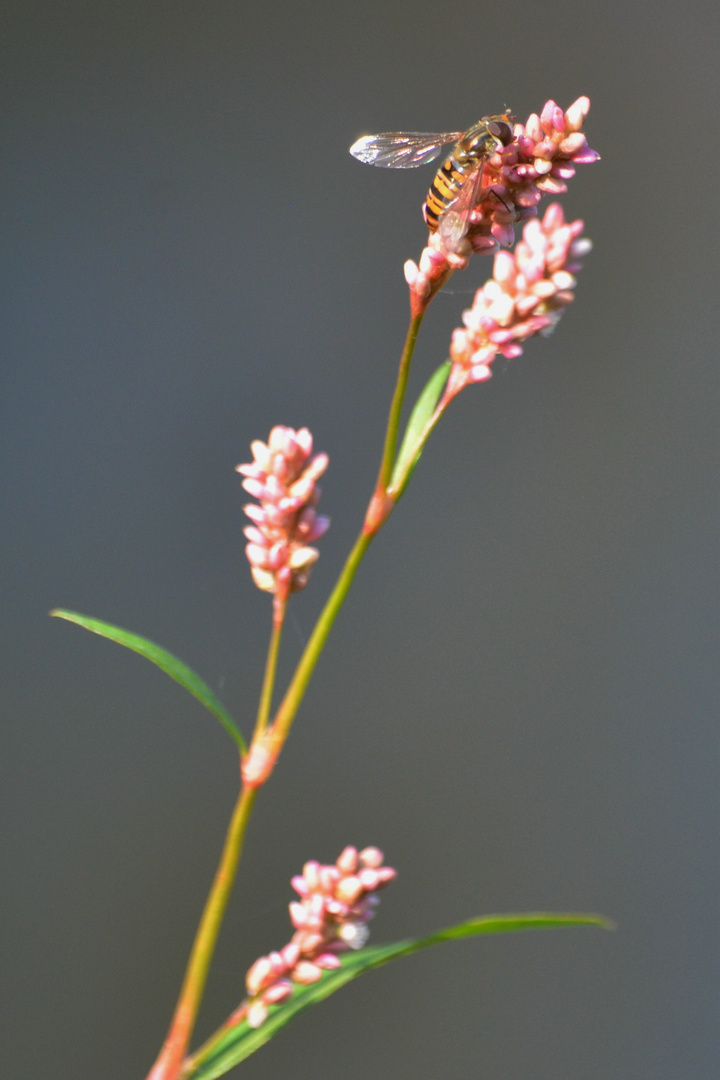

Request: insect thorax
left=459, top=127, right=496, bottom=162
left=461, top=116, right=513, bottom=160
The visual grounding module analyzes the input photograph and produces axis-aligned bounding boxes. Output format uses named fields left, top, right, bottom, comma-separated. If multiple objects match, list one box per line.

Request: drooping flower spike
left=405, top=96, right=598, bottom=315
left=445, top=202, right=591, bottom=400
left=243, top=846, right=396, bottom=1028
left=236, top=426, right=330, bottom=615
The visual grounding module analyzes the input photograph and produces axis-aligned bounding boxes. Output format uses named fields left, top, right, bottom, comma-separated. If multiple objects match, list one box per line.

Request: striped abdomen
left=423, top=151, right=476, bottom=232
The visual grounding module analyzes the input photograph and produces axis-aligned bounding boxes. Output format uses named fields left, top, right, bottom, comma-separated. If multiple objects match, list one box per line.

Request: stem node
left=241, top=728, right=282, bottom=788
left=364, top=490, right=395, bottom=535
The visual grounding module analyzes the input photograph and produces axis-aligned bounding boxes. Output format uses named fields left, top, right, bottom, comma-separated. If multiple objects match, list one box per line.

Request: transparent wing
left=349, top=130, right=463, bottom=169
left=437, top=163, right=487, bottom=251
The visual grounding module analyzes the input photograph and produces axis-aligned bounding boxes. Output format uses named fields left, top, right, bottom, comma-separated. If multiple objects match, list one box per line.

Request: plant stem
left=376, top=312, right=424, bottom=492
left=272, top=527, right=373, bottom=745
left=254, top=606, right=285, bottom=736
left=145, top=783, right=258, bottom=1080
left=271, top=310, right=424, bottom=747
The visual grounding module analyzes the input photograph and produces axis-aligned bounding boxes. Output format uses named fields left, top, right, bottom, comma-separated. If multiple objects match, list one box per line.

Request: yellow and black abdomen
left=423, top=154, right=469, bottom=232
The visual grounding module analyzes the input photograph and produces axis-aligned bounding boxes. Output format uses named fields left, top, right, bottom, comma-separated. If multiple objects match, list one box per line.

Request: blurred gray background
left=1, top=1, right=718, bottom=1077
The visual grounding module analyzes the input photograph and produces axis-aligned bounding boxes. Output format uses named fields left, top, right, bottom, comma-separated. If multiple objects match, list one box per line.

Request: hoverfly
left=349, top=114, right=515, bottom=250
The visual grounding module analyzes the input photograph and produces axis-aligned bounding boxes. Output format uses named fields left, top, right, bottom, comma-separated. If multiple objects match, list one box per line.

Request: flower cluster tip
left=244, top=846, right=396, bottom=1028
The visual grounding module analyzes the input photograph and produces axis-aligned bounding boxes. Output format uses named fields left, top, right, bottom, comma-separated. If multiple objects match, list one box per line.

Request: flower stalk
left=363, top=310, right=425, bottom=532
left=145, top=784, right=258, bottom=1080
left=272, top=308, right=426, bottom=748
left=253, top=605, right=285, bottom=737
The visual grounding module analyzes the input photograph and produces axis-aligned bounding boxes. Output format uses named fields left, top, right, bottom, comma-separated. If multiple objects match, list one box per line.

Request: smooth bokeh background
left=2, top=2, right=718, bottom=1077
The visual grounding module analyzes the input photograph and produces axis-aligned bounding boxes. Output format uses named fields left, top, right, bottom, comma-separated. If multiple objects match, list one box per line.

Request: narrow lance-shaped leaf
left=51, top=609, right=246, bottom=752
left=389, top=359, right=450, bottom=495
left=184, top=911, right=612, bottom=1080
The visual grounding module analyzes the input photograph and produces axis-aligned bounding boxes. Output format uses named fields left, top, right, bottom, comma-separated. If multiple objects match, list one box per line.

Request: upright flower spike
left=243, top=847, right=396, bottom=1029
left=404, top=96, right=598, bottom=315
left=236, top=426, right=330, bottom=615
left=445, top=202, right=591, bottom=400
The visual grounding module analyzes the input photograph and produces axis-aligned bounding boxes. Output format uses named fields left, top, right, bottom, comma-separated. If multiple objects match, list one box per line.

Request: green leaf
left=185, top=912, right=612, bottom=1079
left=50, top=609, right=246, bottom=752
left=390, top=359, right=450, bottom=494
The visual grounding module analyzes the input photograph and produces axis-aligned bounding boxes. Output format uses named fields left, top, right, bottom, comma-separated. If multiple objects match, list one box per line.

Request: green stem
left=376, top=312, right=425, bottom=492
left=272, top=528, right=373, bottom=745
left=254, top=608, right=285, bottom=736
left=271, top=310, right=424, bottom=746
left=145, top=783, right=258, bottom=1080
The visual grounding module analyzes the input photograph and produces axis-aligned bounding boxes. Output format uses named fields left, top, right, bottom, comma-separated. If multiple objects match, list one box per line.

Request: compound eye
left=487, top=120, right=513, bottom=145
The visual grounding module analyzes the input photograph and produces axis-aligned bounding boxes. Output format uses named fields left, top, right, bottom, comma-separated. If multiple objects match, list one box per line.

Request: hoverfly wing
left=349, top=131, right=463, bottom=169
left=437, top=161, right=487, bottom=251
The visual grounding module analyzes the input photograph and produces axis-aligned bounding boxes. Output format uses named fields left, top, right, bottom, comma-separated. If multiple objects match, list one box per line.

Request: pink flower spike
left=236, top=426, right=329, bottom=610
left=242, top=847, right=396, bottom=1027
left=446, top=203, right=591, bottom=400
